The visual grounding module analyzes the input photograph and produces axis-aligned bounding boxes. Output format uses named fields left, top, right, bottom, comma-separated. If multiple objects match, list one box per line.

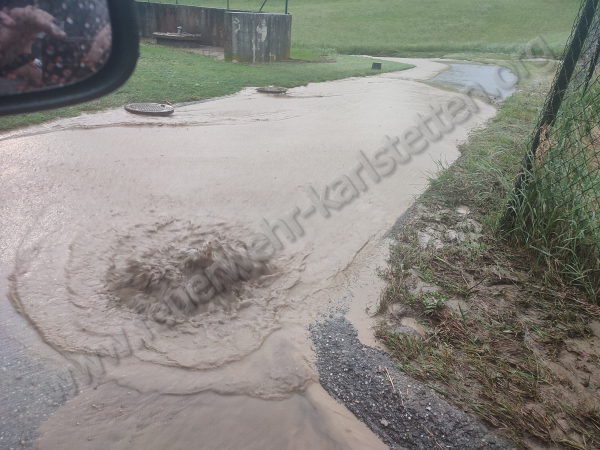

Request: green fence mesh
left=504, top=0, right=600, bottom=299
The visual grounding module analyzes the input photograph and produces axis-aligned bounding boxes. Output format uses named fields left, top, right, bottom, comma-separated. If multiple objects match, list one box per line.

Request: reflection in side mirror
left=0, top=0, right=138, bottom=117
left=0, top=0, right=112, bottom=95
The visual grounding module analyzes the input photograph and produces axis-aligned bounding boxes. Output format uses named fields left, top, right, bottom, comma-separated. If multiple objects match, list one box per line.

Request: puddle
left=343, top=241, right=389, bottom=348
left=400, top=317, right=426, bottom=337
left=426, top=62, right=518, bottom=101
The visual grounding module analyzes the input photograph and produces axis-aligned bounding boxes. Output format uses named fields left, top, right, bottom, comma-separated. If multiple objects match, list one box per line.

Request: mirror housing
left=0, top=0, right=139, bottom=116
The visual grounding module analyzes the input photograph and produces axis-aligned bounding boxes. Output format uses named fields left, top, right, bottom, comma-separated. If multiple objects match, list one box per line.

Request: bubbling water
left=107, top=240, right=273, bottom=325
left=10, top=216, right=293, bottom=371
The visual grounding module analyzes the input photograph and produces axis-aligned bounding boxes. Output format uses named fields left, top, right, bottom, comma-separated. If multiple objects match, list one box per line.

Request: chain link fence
left=504, top=0, right=600, bottom=299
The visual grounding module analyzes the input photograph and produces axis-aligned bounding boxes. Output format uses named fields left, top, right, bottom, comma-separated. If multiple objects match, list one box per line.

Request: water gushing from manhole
left=10, top=218, right=289, bottom=371
left=107, top=239, right=272, bottom=324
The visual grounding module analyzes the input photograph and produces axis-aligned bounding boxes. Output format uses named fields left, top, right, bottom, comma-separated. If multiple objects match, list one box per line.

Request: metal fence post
left=528, top=0, right=598, bottom=169
left=505, top=0, right=599, bottom=222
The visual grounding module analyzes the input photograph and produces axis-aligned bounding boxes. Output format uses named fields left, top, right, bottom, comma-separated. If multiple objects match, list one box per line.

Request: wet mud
left=0, top=58, right=510, bottom=449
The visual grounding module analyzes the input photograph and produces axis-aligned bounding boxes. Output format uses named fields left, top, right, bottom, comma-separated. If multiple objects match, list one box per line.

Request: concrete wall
left=136, top=3, right=228, bottom=47
left=224, top=12, right=291, bottom=63
left=135, top=2, right=292, bottom=63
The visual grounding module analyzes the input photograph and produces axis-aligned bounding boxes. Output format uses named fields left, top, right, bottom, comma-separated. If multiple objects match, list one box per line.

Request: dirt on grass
left=375, top=202, right=600, bottom=449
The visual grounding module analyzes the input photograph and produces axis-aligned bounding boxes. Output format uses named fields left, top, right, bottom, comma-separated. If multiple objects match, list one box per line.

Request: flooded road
left=425, top=61, right=517, bottom=100
left=1, top=59, right=502, bottom=449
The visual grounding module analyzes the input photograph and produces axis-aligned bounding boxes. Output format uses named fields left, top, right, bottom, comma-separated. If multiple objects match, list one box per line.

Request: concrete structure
left=153, top=32, right=203, bottom=48
left=224, top=12, right=291, bottom=63
left=136, top=3, right=227, bottom=47
left=135, top=2, right=292, bottom=63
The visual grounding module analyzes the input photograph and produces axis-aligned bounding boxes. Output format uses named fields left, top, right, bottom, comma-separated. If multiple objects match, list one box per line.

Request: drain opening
left=107, top=240, right=272, bottom=324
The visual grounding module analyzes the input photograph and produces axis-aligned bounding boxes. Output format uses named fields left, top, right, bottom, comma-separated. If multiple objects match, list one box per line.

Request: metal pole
left=505, top=0, right=599, bottom=222
left=285, top=0, right=288, bottom=14
left=528, top=0, right=598, bottom=167
left=259, top=0, right=268, bottom=11
left=585, top=41, right=600, bottom=90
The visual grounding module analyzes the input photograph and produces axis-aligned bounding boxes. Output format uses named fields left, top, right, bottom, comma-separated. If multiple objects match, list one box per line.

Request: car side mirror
left=0, top=0, right=139, bottom=116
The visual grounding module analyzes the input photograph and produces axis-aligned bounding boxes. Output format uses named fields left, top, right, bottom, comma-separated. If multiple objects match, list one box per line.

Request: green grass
left=1, top=0, right=580, bottom=130
left=422, top=56, right=600, bottom=297
left=421, top=61, right=551, bottom=222
left=378, top=219, right=600, bottom=448
left=376, top=62, right=600, bottom=448
left=160, top=0, right=582, bottom=57
left=503, top=86, right=600, bottom=299
left=0, top=44, right=410, bottom=131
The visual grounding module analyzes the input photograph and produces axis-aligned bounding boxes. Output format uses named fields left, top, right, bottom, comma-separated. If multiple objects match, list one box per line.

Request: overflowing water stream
left=0, top=59, right=510, bottom=449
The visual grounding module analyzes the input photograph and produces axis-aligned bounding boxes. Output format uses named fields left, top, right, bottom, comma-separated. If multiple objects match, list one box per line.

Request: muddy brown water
left=0, top=58, right=503, bottom=449
left=426, top=61, right=517, bottom=100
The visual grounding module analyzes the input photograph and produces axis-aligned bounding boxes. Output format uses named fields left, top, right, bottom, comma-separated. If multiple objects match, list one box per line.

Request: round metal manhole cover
left=256, top=85, right=287, bottom=94
left=124, top=103, right=175, bottom=116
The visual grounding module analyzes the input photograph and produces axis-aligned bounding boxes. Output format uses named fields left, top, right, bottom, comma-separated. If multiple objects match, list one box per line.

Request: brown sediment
left=376, top=202, right=600, bottom=448
left=0, top=58, right=499, bottom=448
left=36, top=382, right=388, bottom=450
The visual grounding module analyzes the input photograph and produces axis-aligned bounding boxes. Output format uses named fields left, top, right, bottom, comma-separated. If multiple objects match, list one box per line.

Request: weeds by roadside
left=377, top=62, right=600, bottom=449
left=504, top=91, right=600, bottom=300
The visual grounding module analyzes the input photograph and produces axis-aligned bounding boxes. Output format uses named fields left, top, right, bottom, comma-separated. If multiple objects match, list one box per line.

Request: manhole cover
left=125, top=103, right=175, bottom=116
left=256, top=86, right=287, bottom=94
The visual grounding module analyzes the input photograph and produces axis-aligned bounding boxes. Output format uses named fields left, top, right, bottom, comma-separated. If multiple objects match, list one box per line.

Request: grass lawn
left=0, top=45, right=410, bottom=131
left=1, top=0, right=580, bottom=130
left=163, top=0, right=582, bottom=57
